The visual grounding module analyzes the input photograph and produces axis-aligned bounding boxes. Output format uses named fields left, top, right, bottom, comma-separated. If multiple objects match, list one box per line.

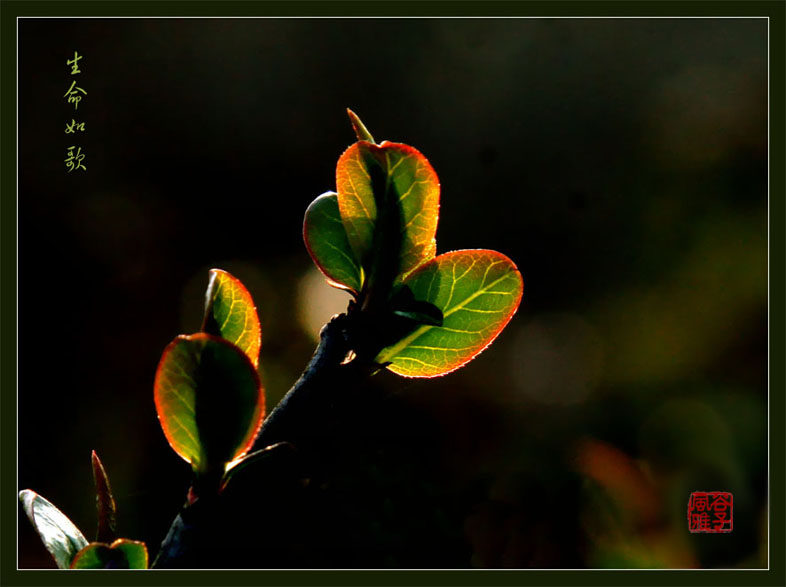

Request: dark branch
left=152, top=313, right=368, bottom=568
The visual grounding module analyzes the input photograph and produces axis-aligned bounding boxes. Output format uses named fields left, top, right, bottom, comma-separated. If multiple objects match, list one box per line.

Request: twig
left=152, top=313, right=365, bottom=568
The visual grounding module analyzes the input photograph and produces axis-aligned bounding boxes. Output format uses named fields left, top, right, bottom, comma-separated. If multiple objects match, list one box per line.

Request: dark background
left=18, top=18, right=767, bottom=568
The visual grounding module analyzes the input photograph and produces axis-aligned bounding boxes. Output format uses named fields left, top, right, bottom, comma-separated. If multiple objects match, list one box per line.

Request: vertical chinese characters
left=64, top=51, right=86, bottom=172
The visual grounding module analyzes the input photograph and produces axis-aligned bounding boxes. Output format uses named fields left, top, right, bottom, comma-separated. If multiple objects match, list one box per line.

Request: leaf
left=303, top=191, right=363, bottom=294
left=390, top=284, right=443, bottom=326
left=335, top=140, right=439, bottom=280
left=392, top=306, right=443, bottom=327
left=91, top=451, right=117, bottom=543
left=202, top=269, right=262, bottom=368
left=70, top=539, right=148, bottom=569
left=18, top=489, right=89, bottom=569
left=154, top=333, right=265, bottom=474
left=221, top=441, right=296, bottom=488
left=376, top=250, right=523, bottom=377
left=347, top=108, right=376, bottom=143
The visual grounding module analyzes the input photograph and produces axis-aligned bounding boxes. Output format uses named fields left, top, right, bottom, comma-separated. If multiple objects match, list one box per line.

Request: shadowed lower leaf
left=19, top=489, right=88, bottom=569
left=70, top=539, right=148, bottom=569
left=304, top=191, right=363, bottom=294
left=154, top=333, right=265, bottom=474
left=376, top=250, right=523, bottom=377
left=222, top=441, right=296, bottom=489
left=202, top=269, right=262, bottom=367
left=390, top=283, right=443, bottom=326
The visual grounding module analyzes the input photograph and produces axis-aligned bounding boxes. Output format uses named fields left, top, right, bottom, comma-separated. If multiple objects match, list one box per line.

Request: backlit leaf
left=70, top=539, right=148, bottom=569
left=91, top=451, right=117, bottom=543
left=336, top=141, right=439, bottom=279
left=202, top=269, right=262, bottom=368
left=376, top=250, right=523, bottom=377
left=303, top=191, right=363, bottom=294
left=154, top=333, right=265, bottom=474
left=19, top=489, right=88, bottom=569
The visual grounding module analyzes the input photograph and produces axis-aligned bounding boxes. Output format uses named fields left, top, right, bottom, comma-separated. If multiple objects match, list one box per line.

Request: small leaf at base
left=70, top=539, right=148, bottom=569
left=19, top=489, right=89, bottom=569
left=391, top=284, right=444, bottom=326
left=222, top=441, right=296, bottom=489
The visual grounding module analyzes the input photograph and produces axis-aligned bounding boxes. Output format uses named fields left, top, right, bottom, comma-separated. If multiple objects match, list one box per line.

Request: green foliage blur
left=18, top=18, right=766, bottom=568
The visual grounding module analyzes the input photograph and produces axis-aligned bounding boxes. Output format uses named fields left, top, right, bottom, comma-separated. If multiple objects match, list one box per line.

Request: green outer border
left=2, top=1, right=783, bottom=586
left=0, top=1, right=784, bottom=17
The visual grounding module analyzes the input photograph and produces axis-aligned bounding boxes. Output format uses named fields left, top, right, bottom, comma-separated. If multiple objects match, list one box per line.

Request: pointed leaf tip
left=347, top=108, right=376, bottom=143
left=91, top=451, right=117, bottom=543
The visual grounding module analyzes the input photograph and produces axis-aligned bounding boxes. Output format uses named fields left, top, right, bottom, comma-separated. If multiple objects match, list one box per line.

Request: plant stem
left=152, top=313, right=366, bottom=568
left=252, top=314, right=353, bottom=448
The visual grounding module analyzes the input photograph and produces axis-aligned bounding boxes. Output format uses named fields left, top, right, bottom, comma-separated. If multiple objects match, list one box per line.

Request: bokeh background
left=18, top=17, right=767, bottom=568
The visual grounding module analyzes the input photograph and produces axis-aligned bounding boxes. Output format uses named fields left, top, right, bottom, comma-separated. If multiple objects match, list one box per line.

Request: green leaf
left=18, top=489, right=89, bottom=569
left=335, top=140, right=439, bottom=281
left=154, top=333, right=265, bottom=474
left=202, top=269, right=262, bottom=368
left=376, top=250, right=523, bottom=377
left=303, top=191, right=363, bottom=294
left=91, top=451, right=117, bottom=543
left=70, top=539, right=148, bottom=569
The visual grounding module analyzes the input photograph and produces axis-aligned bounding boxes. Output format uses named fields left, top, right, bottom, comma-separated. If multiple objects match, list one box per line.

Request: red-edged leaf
left=376, top=250, right=523, bottom=377
left=335, top=140, right=439, bottom=280
left=303, top=191, right=363, bottom=294
left=202, top=269, right=262, bottom=368
left=154, top=333, right=265, bottom=474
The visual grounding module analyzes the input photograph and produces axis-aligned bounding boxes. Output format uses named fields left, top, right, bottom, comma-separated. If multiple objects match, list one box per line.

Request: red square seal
left=688, top=491, right=733, bottom=533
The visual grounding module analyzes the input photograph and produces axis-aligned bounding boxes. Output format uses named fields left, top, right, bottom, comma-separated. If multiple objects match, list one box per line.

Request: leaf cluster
left=304, top=110, right=523, bottom=376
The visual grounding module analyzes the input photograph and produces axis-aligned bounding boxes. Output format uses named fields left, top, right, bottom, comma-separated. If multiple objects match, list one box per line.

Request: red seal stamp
left=687, top=491, right=733, bottom=533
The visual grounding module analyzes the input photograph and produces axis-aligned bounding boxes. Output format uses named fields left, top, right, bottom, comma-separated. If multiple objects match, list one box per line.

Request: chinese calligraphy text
left=64, top=51, right=87, bottom=172
left=687, top=491, right=733, bottom=533
left=63, top=80, right=87, bottom=110
left=65, top=146, right=87, bottom=173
